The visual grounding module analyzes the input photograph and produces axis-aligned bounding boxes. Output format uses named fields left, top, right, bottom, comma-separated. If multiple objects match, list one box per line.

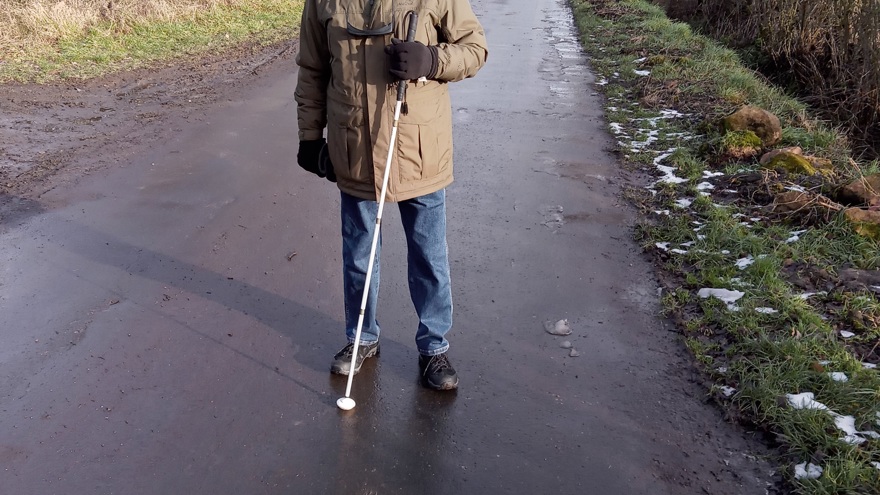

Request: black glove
left=384, top=38, right=438, bottom=80
left=297, top=138, right=336, bottom=182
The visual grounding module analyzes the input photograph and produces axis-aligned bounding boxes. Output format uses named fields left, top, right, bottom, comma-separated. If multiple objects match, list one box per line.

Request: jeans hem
left=418, top=345, right=449, bottom=357
left=348, top=337, right=379, bottom=346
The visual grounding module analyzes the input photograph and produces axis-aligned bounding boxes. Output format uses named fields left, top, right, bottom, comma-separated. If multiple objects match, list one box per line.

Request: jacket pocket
left=327, top=99, right=371, bottom=183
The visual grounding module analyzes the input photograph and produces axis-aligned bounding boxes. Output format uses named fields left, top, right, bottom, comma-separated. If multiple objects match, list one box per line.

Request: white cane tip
left=337, top=397, right=356, bottom=411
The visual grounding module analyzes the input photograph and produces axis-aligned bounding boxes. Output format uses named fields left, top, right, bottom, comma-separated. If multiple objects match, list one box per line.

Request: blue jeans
left=341, top=189, right=452, bottom=356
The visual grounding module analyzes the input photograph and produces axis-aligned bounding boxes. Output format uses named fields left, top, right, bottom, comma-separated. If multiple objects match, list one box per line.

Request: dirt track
left=0, top=0, right=783, bottom=493
left=1, top=41, right=296, bottom=202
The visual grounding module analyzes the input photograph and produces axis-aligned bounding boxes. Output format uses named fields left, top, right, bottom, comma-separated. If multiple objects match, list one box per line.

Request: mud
left=1, top=41, right=296, bottom=203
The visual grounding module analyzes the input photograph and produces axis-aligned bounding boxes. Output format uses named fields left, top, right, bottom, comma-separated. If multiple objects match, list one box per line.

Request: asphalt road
left=0, top=0, right=776, bottom=493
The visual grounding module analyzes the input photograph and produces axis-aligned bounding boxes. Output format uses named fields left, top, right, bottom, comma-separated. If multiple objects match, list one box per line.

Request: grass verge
left=571, top=0, right=880, bottom=493
left=0, top=0, right=303, bottom=82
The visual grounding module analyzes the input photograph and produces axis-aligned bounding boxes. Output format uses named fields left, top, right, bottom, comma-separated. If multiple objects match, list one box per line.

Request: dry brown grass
left=0, top=0, right=241, bottom=54
left=653, top=0, right=880, bottom=156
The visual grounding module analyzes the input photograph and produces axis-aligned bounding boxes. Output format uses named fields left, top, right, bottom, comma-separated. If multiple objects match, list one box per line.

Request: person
left=294, top=0, right=487, bottom=390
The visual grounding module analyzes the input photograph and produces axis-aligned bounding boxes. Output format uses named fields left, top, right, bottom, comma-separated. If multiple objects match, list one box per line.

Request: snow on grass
left=827, top=372, right=849, bottom=382
left=797, top=291, right=825, bottom=300
left=864, top=362, right=877, bottom=370
left=794, top=462, right=823, bottom=480
left=735, top=256, right=755, bottom=270
left=840, top=330, right=855, bottom=338
left=786, top=229, right=808, bottom=243
left=634, top=69, right=651, bottom=76
left=787, top=392, right=880, bottom=445
left=609, top=122, right=625, bottom=134
left=720, top=386, right=736, bottom=397
left=787, top=392, right=828, bottom=410
left=674, top=198, right=692, bottom=208
left=755, top=307, right=778, bottom=314
left=697, top=288, right=745, bottom=310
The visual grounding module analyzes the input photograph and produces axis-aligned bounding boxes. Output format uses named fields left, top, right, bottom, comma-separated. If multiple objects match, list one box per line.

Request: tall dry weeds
left=654, top=0, right=880, bottom=156
left=0, top=0, right=238, bottom=54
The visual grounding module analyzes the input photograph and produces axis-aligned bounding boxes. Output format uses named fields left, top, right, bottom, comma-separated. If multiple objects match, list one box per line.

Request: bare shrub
left=653, top=0, right=880, bottom=156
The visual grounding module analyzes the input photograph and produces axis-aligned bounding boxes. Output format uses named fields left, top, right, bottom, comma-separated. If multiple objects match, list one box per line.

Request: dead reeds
left=653, top=0, right=880, bottom=156
left=0, top=0, right=236, bottom=55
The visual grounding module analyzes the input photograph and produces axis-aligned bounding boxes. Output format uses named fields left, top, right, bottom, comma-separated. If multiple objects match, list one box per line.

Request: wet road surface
left=0, top=0, right=775, bottom=493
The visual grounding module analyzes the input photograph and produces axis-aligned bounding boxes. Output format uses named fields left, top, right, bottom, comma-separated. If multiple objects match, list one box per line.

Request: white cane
left=337, top=11, right=420, bottom=411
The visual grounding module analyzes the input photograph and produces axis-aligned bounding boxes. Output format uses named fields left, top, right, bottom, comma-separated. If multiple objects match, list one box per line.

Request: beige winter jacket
left=295, top=0, right=488, bottom=202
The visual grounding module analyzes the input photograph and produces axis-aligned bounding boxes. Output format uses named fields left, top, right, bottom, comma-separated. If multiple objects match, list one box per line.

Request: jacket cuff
left=427, top=46, right=439, bottom=79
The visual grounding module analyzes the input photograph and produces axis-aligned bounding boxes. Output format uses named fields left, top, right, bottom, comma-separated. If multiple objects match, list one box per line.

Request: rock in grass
left=843, top=208, right=880, bottom=241
left=544, top=319, right=572, bottom=336
left=838, top=173, right=880, bottom=207
left=722, top=105, right=782, bottom=147
left=720, top=130, right=763, bottom=160
left=764, top=151, right=817, bottom=176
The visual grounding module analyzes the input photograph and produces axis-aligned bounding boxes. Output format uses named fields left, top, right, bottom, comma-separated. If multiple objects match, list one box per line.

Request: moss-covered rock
left=721, top=105, right=782, bottom=147
left=720, top=130, right=762, bottom=159
left=759, top=146, right=803, bottom=165
left=763, top=151, right=817, bottom=175
left=804, top=156, right=836, bottom=177
left=838, top=173, right=880, bottom=207
left=843, top=208, right=880, bottom=241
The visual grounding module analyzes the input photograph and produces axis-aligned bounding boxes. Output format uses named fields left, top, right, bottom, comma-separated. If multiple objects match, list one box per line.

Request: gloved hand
left=297, top=138, right=337, bottom=182
left=384, top=38, right=438, bottom=81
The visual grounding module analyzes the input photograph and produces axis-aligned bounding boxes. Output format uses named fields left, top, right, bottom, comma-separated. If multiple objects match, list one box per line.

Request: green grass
left=0, top=0, right=303, bottom=82
left=572, top=0, right=880, bottom=493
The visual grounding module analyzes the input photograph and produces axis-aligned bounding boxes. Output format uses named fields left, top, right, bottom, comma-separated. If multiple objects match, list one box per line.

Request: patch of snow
left=716, top=366, right=728, bottom=373
left=703, top=171, right=725, bottom=178
left=794, top=463, right=823, bottom=480
left=674, top=198, right=693, bottom=208
left=735, top=256, right=755, bottom=270
left=872, top=462, right=880, bottom=471
left=721, top=250, right=730, bottom=255
left=720, top=386, right=736, bottom=397
left=840, top=330, right=855, bottom=339
left=786, top=229, right=809, bottom=244
left=755, top=307, right=778, bottom=314
left=698, top=288, right=745, bottom=309
left=785, top=185, right=807, bottom=193
left=786, top=392, right=828, bottom=410
left=596, top=78, right=608, bottom=86
left=696, top=182, right=715, bottom=191
left=787, top=393, right=879, bottom=444
left=655, top=242, right=670, bottom=251
left=827, top=372, right=848, bottom=382
left=609, top=123, right=625, bottom=134
left=633, top=57, right=647, bottom=63
left=656, top=165, right=687, bottom=184
left=670, top=248, right=688, bottom=255
left=634, top=69, right=651, bottom=76
left=797, top=292, right=825, bottom=300
left=654, top=210, right=670, bottom=216
left=863, top=362, right=877, bottom=370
